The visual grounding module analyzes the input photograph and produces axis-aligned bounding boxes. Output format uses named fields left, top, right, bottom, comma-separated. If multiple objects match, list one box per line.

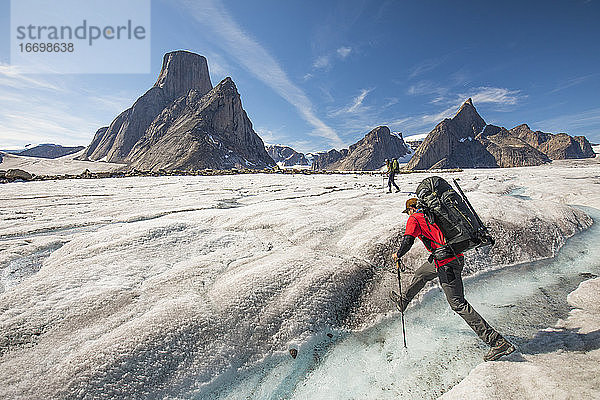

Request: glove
left=396, top=258, right=407, bottom=272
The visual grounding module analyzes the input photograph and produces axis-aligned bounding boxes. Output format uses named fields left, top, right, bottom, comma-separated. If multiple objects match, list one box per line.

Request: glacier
left=0, top=155, right=599, bottom=399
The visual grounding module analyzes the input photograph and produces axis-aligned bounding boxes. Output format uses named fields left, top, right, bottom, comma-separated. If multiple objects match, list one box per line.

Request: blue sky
left=1, top=0, right=599, bottom=152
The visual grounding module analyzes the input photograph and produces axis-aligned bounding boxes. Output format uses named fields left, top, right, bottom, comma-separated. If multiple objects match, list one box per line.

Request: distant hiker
left=391, top=197, right=515, bottom=361
left=386, top=158, right=400, bottom=193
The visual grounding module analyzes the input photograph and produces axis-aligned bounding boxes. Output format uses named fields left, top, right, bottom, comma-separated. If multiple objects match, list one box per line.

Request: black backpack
left=415, top=176, right=494, bottom=254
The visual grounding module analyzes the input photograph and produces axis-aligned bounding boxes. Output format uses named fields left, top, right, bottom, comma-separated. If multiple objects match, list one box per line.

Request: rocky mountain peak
left=313, top=125, right=411, bottom=171
left=405, top=97, right=595, bottom=170
left=80, top=51, right=214, bottom=163
left=213, top=76, right=235, bottom=93
left=509, top=123, right=595, bottom=159
left=126, top=75, right=274, bottom=171
left=154, top=50, right=213, bottom=100
left=80, top=51, right=274, bottom=170
left=512, top=123, right=531, bottom=132
left=365, top=125, right=390, bottom=138
left=452, top=98, right=486, bottom=135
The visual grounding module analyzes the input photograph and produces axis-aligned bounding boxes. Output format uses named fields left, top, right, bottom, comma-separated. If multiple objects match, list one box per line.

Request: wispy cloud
left=328, top=88, right=374, bottom=117
left=462, top=87, right=522, bottom=105
left=336, top=46, right=352, bottom=59
left=380, top=117, right=411, bottom=130
left=409, top=58, right=444, bottom=79
left=392, top=85, right=527, bottom=137
left=550, top=74, right=597, bottom=94
left=410, top=82, right=523, bottom=108
left=407, top=80, right=449, bottom=98
left=0, top=64, right=134, bottom=148
left=0, top=87, right=106, bottom=147
left=311, top=46, right=353, bottom=74
left=533, top=108, right=600, bottom=139
left=420, top=105, right=459, bottom=125
left=176, top=0, right=343, bottom=147
left=313, top=55, right=331, bottom=70
left=384, top=97, right=399, bottom=108
left=255, top=127, right=279, bottom=144
left=202, top=50, right=236, bottom=83
left=0, top=63, right=64, bottom=92
left=348, top=88, right=373, bottom=113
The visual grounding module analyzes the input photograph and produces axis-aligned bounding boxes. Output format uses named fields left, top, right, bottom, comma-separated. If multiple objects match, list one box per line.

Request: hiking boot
left=484, top=338, right=515, bottom=361
left=389, top=290, right=408, bottom=312
left=395, top=189, right=401, bottom=193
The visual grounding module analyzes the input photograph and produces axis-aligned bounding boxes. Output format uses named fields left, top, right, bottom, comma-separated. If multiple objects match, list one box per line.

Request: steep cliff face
left=573, top=136, right=596, bottom=157
left=79, top=51, right=213, bottom=163
left=451, top=98, right=486, bottom=137
left=509, top=124, right=596, bottom=159
left=312, top=126, right=411, bottom=171
left=79, top=51, right=274, bottom=170
left=154, top=51, right=213, bottom=101
left=126, top=78, right=274, bottom=171
left=84, top=127, right=109, bottom=159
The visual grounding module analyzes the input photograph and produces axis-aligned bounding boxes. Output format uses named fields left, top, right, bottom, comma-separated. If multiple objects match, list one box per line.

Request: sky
left=1, top=0, right=599, bottom=153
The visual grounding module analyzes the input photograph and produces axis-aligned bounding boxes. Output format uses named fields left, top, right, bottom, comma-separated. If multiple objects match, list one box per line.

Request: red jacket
left=405, top=211, right=462, bottom=267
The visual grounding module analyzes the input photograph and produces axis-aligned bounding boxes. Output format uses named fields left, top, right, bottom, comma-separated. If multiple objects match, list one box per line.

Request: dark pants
left=388, top=172, right=399, bottom=192
left=402, top=256, right=501, bottom=346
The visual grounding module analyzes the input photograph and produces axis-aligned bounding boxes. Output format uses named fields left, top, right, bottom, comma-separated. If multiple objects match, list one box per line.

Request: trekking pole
left=396, top=260, right=407, bottom=348
left=452, top=178, right=485, bottom=227
left=453, top=178, right=495, bottom=246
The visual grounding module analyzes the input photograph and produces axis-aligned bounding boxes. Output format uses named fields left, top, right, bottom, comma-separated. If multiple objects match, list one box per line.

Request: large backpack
left=392, top=159, right=400, bottom=173
left=415, top=176, right=494, bottom=254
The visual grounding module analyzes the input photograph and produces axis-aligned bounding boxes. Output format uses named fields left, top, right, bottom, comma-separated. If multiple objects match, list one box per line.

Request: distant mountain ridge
left=312, top=126, right=412, bottom=171
left=406, top=99, right=594, bottom=170
left=509, top=124, right=595, bottom=159
left=79, top=50, right=274, bottom=171
left=16, top=144, right=85, bottom=159
left=265, top=145, right=310, bottom=167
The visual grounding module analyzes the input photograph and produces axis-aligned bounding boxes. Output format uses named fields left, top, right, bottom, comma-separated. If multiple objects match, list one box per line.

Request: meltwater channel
left=194, top=207, right=600, bottom=400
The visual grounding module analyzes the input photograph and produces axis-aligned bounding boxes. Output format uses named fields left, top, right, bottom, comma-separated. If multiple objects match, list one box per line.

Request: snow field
left=441, top=277, right=600, bottom=400
left=0, top=155, right=599, bottom=398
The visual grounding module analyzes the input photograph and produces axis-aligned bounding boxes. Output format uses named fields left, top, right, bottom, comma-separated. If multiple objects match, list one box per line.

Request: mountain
left=312, top=126, right=412, bottom=171
left=406, top=99, right=499, bottom=169
left=405, top=99, right=575, bottom=169
left=311, top=149, right=348, bottom=170
left=266, top=145, right=310, bottom=167
left=126, top=78, right=274, bottom=171
left=17, top=144, right=85, bottom=159
left=477, top=125, right=551, bottom=168
left=509, top=124, right=595, bottom=159
left=79, top=50, right=274, bottom=171
left=80, top=51, right=213, bottom=163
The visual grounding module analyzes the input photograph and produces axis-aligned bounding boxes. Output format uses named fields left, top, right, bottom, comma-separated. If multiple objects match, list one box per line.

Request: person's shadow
left=501, top=328, right=600, bottom=362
